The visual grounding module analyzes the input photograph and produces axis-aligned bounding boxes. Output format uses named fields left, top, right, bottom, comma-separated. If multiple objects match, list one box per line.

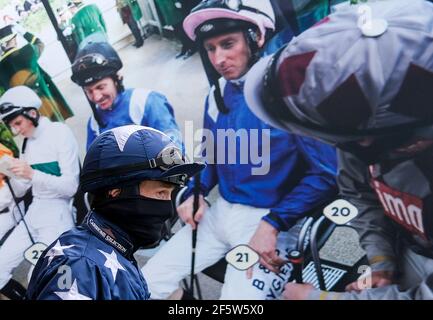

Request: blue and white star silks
left=54, top=279, right=92, bottom=300
left=26, top=211, right=150, bottom=300
left=98, top=249, right=126, bottom=282
left=45, top=240, right=75, bottom=266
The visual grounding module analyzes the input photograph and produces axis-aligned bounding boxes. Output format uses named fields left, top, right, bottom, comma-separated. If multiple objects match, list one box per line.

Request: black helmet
left=80, top=125, right=205, bottom=193
left=71, top=42, right=123, bottom=87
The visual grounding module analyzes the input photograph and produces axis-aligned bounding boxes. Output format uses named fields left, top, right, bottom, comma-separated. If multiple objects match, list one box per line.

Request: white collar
left=30, top=116, right=49, bottom=140
left=229, top=74, right=248, bottom=86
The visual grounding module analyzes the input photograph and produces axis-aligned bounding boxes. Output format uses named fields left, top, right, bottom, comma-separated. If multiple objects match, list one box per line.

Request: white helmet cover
left=0, top=86, right=42, bottom=122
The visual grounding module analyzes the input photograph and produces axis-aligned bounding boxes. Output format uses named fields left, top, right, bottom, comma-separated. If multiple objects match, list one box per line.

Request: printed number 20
left=331, top=207, right=351, bottom=217
left=236, top=253, right=249, bottom=262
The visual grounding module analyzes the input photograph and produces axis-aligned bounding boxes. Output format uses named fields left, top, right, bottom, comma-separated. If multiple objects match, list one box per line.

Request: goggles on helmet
left=72, top=53, right=109, bottom=72
left=0, top=103, right=23, bottom=116
left=81, top=146, right=188, bottom=187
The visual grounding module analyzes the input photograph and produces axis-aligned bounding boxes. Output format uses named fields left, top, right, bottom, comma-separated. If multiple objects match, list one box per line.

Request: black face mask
left=337, top=133, right=417, bottom=165
left=96, top=195, right=174, bottom=250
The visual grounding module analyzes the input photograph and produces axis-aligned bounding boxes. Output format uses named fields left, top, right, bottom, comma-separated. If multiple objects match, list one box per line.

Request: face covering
left=337, top=133, right=419, bottom=165
left=96, top=195, right=174, bottom=250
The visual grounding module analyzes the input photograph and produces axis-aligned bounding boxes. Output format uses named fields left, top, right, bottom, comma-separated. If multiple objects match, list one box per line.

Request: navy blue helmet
left=80, top=125, right=205, bottom=193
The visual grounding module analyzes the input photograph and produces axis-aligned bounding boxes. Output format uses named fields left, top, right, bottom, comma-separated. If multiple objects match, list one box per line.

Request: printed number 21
left=236, top=252, right=249, bottom=262
left=32, top=250, right=41, bottom=260
left=32, top=249, right=45, bottom=261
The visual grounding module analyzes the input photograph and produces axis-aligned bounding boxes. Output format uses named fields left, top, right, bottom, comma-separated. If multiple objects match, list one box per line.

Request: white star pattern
left=45, top=240, right=75, bottom=266
left=54, top=279, right=92, bottom=300
left=111, top=125, right=142, bottom=151
left=98, top=249, right=126, bottom=282
left=111, top=125, right=164, bottom=151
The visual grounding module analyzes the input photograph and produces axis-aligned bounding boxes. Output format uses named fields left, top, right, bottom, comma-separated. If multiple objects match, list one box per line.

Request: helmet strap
left=112, top=74, right=125, bottom=93
left=22, top=108, right=40, bottom=127
left=211, top=28, right=262, bottom=115
left=213, top=78, right=230, bottom=114
left=244, top=28, right=261, bottom=68
left=198, top=26, right=262, bottom=115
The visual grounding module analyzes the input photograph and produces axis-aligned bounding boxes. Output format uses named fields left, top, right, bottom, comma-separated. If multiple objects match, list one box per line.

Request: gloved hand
left=175, top=2, right=182, bottom=9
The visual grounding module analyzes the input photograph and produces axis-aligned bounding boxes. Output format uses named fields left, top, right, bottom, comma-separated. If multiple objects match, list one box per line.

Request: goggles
left=72, top=53, right=108, bottom=72
left=156, top=174, right=188, bottom=187
left=156, top=146, right=185, bottom=171
left=0, top=103, right=23, bottom=116
left=81, top=147, right=189, bottom=186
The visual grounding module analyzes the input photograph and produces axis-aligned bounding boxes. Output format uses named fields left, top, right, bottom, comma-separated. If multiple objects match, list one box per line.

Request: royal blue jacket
left=26, top=211, right=150, bottom=300
left=87, top=88, right=182, bottom=150
left=184, top=79, right=338, bottom=231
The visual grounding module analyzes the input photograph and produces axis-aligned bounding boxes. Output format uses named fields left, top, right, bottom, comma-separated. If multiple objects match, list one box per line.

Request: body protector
left=80, top=125, right=205, bottom=249
left=245, top=0, right=433, bottom=164
left=0, top=86, right=41, bottom=127
left=183, top=0, right=275, bottom=113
